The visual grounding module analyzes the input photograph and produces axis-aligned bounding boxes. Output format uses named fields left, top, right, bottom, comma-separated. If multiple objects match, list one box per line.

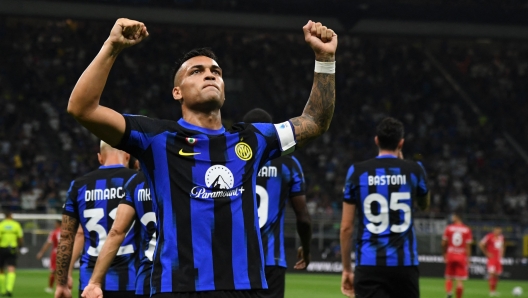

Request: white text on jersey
left=258, top=166, right=277, bottom=178
left=137, top=188, right=151, bottom=201
left=85, top=187, right=125, bottom=201
left=368, top=175, right=407, bottom=186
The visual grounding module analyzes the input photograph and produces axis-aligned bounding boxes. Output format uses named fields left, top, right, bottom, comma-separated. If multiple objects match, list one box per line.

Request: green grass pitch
left=11, top=269, right=528, bottom=297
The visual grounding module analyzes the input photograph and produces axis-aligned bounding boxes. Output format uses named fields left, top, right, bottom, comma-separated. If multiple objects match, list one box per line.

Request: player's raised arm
left=290, top=21, right=337, bottom=147
left=55, top=215, right=79, bottom=298
left=82, top=204, right=136, bottom=298
left=67, top=18, right=149, bottom=146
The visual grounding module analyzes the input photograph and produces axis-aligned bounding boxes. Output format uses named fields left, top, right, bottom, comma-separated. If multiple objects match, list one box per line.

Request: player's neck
left=378, top=150, right=398, bottom=157
left=182, top=110, right=223, bottom=130
left=101, top=155, right=127, bottom=167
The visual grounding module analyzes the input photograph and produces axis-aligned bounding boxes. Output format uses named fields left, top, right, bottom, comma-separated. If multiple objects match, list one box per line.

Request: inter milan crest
left=186, top=137, right=197, bottom=145
left=235, top=142, right=252, bottom=161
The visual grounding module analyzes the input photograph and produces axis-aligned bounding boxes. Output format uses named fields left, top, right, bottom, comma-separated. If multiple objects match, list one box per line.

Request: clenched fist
left=106, top=18, right=149, bottom=53
left=303, top=20, right=338, bottom=62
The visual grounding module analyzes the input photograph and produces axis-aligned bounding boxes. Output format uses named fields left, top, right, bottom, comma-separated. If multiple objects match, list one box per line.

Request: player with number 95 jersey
left=340, top=117, right=430, bottom=298
left=61, top=142, right=138, bottom=298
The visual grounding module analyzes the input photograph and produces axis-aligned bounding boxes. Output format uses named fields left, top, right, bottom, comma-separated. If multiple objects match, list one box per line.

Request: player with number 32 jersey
left=63, top=164, right=139, bottom=295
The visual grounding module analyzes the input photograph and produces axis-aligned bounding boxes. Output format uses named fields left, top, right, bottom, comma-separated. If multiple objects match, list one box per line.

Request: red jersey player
left=36, top=220, right=61, bottom=293
left=442, top=213, right=472, bottom=298
left=479, top=226, right=504, bottom=297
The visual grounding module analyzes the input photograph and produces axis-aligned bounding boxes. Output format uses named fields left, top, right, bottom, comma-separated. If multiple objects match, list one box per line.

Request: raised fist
left=302, top=20, right=338, bottom=61
left=106, top=18, right=149, bottom=52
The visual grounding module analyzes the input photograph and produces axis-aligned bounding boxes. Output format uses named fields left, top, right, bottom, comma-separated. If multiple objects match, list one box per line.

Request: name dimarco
left=85, top=187, right=125, bottom=201
left=368, top=175, right=407, bottom=186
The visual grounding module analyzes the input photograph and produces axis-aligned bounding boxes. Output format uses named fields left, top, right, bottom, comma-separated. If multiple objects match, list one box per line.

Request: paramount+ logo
left=235, top=142, right=252, bottom=161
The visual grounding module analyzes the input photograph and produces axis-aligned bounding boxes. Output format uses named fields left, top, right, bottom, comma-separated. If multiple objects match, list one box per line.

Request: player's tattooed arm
left=56, top=215, right=79, bottom=286
left=291, top=72, right=335, bottom=147
left=291, top=21, right=337, bottom=147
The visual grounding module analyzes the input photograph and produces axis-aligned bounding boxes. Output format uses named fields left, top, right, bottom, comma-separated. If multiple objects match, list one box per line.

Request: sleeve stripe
left=274, top=121, right=296, bottom=152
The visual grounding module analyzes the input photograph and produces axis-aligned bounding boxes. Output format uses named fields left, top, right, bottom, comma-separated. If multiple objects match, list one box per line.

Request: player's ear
left=374, top=136, right=379, bottom=146
left=398, top=139, right=404, bottom=149
left=173, top=86, right=182, bottom=101
left=97, top=153, right=104, bottom=166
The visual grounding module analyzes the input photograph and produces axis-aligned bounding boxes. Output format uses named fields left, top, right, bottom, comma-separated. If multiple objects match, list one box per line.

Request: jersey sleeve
left=415, top=163, right=429, bottom=196
left=480, top=234, right=490, bottom=245
left=289, top=156, right=306, bottom=197
left=251, top=121, right=296, bottom=160
left=120, top=173, right=139, bottom=209
left=62, top=180, right=78, bottom=219
left=115, top=114, right=166, bottom=158
left=343, top=165, right=357, bottom=204
left=16, top=222, right=23, bottom=238
left=442, top=227, right=449, bottom=241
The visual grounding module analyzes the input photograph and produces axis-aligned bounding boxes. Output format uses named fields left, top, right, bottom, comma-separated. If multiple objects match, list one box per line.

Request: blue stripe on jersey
left=190, top=136, right=215, bottom=291
left=374, top=168, right=390, bottom=266
left=226, top=133, right=252, bottom=289
left=343, top=166, right=355, bottom=201
left=252, top=134, right=269, bottom=286
left=412, top=227, right=418, bottom=265
left=358, top=172, right=375, bottom=266
left=385, top=167, right=400, bottom=266
left=156, top=134, right=174, bottom=292
left=290, top=157, right=304, bottom=194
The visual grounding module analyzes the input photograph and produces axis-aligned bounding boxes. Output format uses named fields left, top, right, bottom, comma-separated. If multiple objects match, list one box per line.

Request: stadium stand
left=0, top=16, right=527, bottom=222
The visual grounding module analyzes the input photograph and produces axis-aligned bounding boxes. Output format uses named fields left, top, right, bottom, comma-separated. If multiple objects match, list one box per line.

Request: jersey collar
left=376, top=154, right=398, bottom=159
left=178, top=118, right=225, bottom=135
left=99, top=164, right=125, bottom=169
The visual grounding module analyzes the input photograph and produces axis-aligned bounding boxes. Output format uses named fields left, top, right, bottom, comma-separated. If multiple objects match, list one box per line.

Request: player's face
left=173, top=56, right=225, bottom=111
left=493, top=227, right=502, bottom=236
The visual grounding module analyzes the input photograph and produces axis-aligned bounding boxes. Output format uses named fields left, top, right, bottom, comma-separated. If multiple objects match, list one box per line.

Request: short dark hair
left=242, top=108, right=272, bottom=123
left=452, top=211, right=463, bottom=221
left=171, top=48, right=218, bottom=86
left=3, top=210, right=12, bottom=218
left=376, top=117, right=404, bottom=150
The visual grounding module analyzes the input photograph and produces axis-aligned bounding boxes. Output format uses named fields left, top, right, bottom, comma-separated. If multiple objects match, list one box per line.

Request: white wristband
left=314, top=60, right=335, bottom=74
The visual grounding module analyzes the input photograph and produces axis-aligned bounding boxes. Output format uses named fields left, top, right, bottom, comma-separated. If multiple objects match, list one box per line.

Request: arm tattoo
left=56, top=215, right=79, bottom=286
left=291, top=72, right=335, bottom=147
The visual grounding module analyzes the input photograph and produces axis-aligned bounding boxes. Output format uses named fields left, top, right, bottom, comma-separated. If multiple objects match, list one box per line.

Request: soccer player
left=37, top=219, right=62, bottom=293
left=479, top=226, right=504, bottom=297
left=67, top=18, right=336, bottom=297
left=82, top=171, right=155, bottom=298
left=55, top=142, right=139, bottom=298
left=340, top=117, right=430, bottom=298
left=442, top=212, right=472, bottom=298
left=0, top=210, right=23, bottom=297
left=242, top=109, right=312, bottom=298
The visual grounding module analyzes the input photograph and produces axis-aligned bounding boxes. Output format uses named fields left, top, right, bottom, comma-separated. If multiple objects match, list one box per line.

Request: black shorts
left=354, top=266, right=419, bottom=298
left=0, top=248, right=17, bottom=267
left=153, top=290, right=260, bottom=298
left=78, top=291, right=135, bottom=298
left=258, top=266, right=286, bottom=298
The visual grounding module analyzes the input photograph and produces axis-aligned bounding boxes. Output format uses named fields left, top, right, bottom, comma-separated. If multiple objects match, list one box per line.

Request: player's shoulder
left=229, top=122, right=275, bottom=137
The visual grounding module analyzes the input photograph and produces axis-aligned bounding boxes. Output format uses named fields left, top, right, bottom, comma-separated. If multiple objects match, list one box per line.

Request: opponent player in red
left=442, top=213, right=472, bottom=298
left=479, top=226, right=504, bottom=297
left=36, top=220, right=61, bottom=293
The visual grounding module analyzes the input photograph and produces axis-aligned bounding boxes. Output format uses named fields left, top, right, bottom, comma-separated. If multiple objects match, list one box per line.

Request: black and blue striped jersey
left=63, top=165, right=139, bottom=291
left=343, top=155, right=428, bottom=267
left=121, top=171, right=156, bottom=296
left=257, top=156, right=305, bottom=268
left=115, top=115, right=296, bottom=294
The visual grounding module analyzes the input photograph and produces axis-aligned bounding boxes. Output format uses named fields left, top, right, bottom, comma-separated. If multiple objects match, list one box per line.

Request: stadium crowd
left=0, top=17, right=527, bottom=219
